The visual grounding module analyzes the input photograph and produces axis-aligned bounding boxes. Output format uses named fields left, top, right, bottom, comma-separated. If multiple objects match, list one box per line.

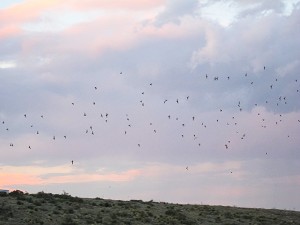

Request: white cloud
left=0, top=60, right=16, bottom=69
left=22, top=10, right=100, bottom=32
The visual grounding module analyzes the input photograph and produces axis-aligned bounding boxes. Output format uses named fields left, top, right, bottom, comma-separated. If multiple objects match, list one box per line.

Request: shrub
left=54, top=193, right=83, bottom=203
left=61, top=215, right=78, bottom=225
left=104, top=202, right=112, bottom=207
left=0, top=192, right=8, bottom=197
left=0, top=203, right=13, bottom=219
left=242, top=213, right=254, bottom=220
left=91, top=202, right=97, bottom=206
left=17, top=200, right=23, bottom=205
left=147, top=211, right=153, bottom=217
left=9, top=190, right=24, bottom=196
left=215, top=216, right=222, bottom=223
left=22, top=196, right=33, bottom=203
left=85, top=216, right=95, bottom=224
left=165, top=208, right=177, bottom=216
left=34, top=200, right=42, bottom=206
left=53, top=209, right=60, bottom=215
left=96, top=212, right=103, bottom=222
left=35, top=191, right=55, bottom=201
left=224, top=211, right=234, bottom=219
left=111, top=212, right=118, bottom=220
left=66, top=208, right=75, bottom=214
left=102, top=215, right=113, bottom=224
left=130, top=199, right=143, bottom=203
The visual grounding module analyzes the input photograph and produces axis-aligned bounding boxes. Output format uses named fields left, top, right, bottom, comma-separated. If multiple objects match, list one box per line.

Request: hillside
left=0, top=190, right=299, bottom=225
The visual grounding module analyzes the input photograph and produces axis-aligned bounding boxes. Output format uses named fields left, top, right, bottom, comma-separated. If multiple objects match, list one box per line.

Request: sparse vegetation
left=0, top=191, right=299, bottom=224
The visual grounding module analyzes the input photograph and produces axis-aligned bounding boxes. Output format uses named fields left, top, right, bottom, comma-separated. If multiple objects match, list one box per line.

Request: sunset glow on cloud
left=0, top=164, right=141, bottom=187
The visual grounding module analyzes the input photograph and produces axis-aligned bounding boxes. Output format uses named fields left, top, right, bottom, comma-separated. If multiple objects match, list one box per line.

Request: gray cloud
left=154, top=0, right=199, bottom=26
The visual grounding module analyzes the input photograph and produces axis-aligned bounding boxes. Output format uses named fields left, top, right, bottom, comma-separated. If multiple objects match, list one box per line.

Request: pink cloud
left=0, top=0, right=164, bottom=26
left=71, top=0, right=165, bottom=11
left=0, top=166, right=141, bottom=187
left=59, top=15, right=138, bottom=55
left=56, top=14, right=202, bottom=57
left=0, top=0, right=61, bottom=23
left=0, top=0, right=61, bottom=39
left=0, top=0, right=194, bottom=54
left=0, top=173, right=43, bottom=187
left=44, top=169, right=141, bottom=184
left=0, top=25, right=21, bottom=39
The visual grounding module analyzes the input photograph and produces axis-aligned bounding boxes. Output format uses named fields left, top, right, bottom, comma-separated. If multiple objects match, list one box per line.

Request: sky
left=1, top=0, right=300, bottom=211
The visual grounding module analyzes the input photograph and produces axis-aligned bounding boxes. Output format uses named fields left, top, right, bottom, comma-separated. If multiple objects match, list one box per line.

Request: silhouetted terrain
left=0, top=190, right=299, bottom=225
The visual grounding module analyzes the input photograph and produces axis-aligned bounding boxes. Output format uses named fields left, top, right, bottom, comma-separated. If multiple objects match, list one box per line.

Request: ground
left=0, top=190, right=300, bottom=225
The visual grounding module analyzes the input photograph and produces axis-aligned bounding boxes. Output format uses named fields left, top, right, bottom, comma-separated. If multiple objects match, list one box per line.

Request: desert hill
left=0, top=190, right=299, bottom=225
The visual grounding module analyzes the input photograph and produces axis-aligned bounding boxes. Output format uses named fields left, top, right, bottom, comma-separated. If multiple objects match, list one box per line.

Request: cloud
left=190, top=6, right=300, bottom=70
left=0, top=0, right=300, bottom=210
left=154, top=0, right=198, bottom=26
left=189, top=23, right=224, bottom=67
left=0, top=164, right=141, bottom=187
left=71, top=0, right=165, bottom=11
left=276, top=60, right=300, bottom=77
left=0, top=0, right=61, bottom=35
left=0, top=60, right=17, bottom=69
left=0, top=25, right=21, bottom=40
